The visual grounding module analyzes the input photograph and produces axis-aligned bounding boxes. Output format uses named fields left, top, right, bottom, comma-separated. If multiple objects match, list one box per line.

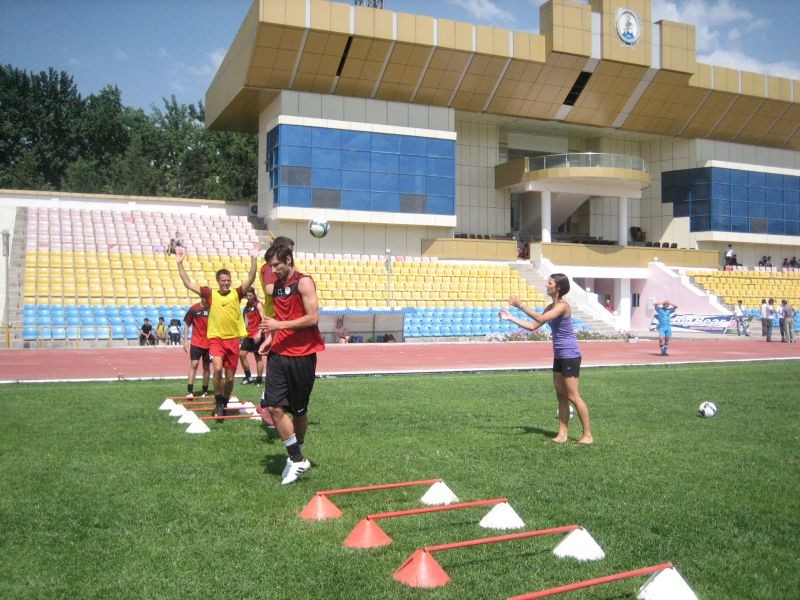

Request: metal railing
left=526, top=153, right=648, bottom=173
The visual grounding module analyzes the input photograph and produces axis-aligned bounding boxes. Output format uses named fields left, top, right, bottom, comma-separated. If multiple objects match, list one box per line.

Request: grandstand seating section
left=21, top=207, right=550, bottom=343
left=687, top=268, right=800, bottom=312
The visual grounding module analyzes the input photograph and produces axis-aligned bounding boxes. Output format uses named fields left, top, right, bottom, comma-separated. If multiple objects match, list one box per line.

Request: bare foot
left=576, top=436, right=594, bottom=446
left=551, top=436, right=568, bottom=443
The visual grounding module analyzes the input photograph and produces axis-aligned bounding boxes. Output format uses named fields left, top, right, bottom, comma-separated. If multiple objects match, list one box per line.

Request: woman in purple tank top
left=498, top=273, right=593, bottom=445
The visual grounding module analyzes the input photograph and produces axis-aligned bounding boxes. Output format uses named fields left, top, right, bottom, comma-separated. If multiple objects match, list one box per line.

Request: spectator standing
left=782, top=300, right=796, bottom=344
left=733, top=300, right=750, bottom=336
left=239, top=288, right=265, bottom=385
left=760, top=299, right=769, bottom=337
left=139, top=318, right=155, bottom=346
left=334, top=317, right=350, bottom=343
left=777, top=299, right=786, bottom=342
left=654, top=301, right=678, bottom=356
left=259, top=244, right=326, bottom=485
left=168, top=319, right=181, bottom=345
left=766, top=298, right=776, bottom=342
left=790, top=257, right=798, bottom=268
left=603, top=295, right=614, bottom=313
left=724, top=244, right=735, bottom=266
left=498, top=273, right=593, bottom=445
left=175, top=244, right=259, bottom=419
left=183, top=297, right=211, bottom=398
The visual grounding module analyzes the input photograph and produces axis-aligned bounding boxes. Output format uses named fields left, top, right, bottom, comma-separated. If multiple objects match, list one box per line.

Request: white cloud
left=114, top=49, right=128, bottom=62
left=727, top=28, right=740, bottom=43
left=448, top=0, right=515, bottom=24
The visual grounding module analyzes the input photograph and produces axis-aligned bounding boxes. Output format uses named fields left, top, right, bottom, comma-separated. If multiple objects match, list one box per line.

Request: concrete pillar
left=617, top=196, right=628, bottom=246
left=541, top=190, right=552, bottom=243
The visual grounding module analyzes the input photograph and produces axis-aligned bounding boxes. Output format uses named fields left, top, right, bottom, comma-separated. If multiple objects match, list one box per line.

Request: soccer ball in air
left=556, top=405, right=575, bottom=419
left=308, top=218, right=329, bottom=238
left=698, top=401, right=718, bottom=418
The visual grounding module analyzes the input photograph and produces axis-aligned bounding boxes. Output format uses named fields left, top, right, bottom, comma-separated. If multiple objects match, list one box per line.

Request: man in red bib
left=260, top=244, right=325, bottom=485
left=176, top=244, right=260, bottom=419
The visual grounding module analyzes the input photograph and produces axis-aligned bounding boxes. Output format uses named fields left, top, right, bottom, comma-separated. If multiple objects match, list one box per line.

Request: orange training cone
left=343, top=518, right=393, bottom=548
left=393, top=549, right=451, bottom=588
left=300, top=494, right=343, bottom=520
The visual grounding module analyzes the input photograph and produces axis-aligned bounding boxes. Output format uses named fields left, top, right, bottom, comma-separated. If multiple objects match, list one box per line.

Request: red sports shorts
left=209, top=338, right=241, bottom=372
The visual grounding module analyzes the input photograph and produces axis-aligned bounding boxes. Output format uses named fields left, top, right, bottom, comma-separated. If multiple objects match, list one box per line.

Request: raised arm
left=175, top=248, right=201, bottom=295
left=241, top=244, right=260, bottom=293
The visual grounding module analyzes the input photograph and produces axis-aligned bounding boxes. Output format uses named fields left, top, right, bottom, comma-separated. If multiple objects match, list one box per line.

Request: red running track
left=1, top=336, right=798, bottom=383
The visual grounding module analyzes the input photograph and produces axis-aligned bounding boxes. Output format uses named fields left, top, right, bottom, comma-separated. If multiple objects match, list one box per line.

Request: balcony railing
left=526, top=153, right=648, bottom=173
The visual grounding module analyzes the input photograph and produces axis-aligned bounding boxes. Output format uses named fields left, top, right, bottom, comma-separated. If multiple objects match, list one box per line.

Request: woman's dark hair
left=551, top=272, right=570, bottom=297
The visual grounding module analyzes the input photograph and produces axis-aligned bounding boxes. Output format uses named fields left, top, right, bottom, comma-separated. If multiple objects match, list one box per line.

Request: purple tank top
left=551, top=313, right=581, bottom=359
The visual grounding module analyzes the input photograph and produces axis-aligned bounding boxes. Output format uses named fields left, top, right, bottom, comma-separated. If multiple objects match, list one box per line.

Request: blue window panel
left=398, top=174, right=427, bottom=195
left=730, top=185, right=748, bottom=202
left=371, top=133, right=400, bottom=153
left=765, top=173, right=783, bottom=189
left=371, top=192, right=400, bottom=212
left=748, top=187, right=765, bottom=203
left=748, top=171, right=765, bottom=187
left=783, top=189, right=799, bottom=205
left=341, top=149, right=370, bottom=171
left=712, top=199, right=730, bottom=216
left=342, top=190, right=371, bottom=211
left=662, top=184, right=687, bottom=203
left=427, top=195, right=455, bottom=215
left=711, top=215, right=730, bottom=231
left=766, top=220, right=785, bottom=235
left=281, top=125, right=312, bottom=146
left=711, top=182, right=730, bottom=200
left=786, top=221, right=800, bottom=235
left=692, top=183, right=711, bottom=199
left=673, top=201, right=690, bottom=217
left=371, top=152, right=399, bottom=173
left=711, top=168, right=730, bottom=184
left=731, top=217, right=749, bottom=233
left=749, top=202, right=766, bottom=218
left=371, top=172, right=399, bottom=192
left=400, top=135, right=427, bottom=155
left=690, top=199, right=710, bottom=216
left=311, top=127, right=341, bottom=149
left=342, top=170, right=371, bottom=190
left=730, top=201, right=748, bottom=217
left=690, top=215, right=710, bottom=231
left=281, top=145, right=312, bottom=167
left=765, top=203, right=784, bottom=219
left=311, top=147, right=341, bottom=169
left=749, top=218, right=766, bottom=233
left=765, top=186, right=782, bottom=204
left=278, top=186, right=312, bottom=207
left=404, top=155, right=427, bottom=175
left=427, top=139, right=455, bottom=158
left=427, top=176, right=454, bottom=196
left=783, top=174, right=800, bottom=191
left=730, top=170, right=749, bottom=186
left=427, top=157, right=454, bottom=177
left=311, top=168, right=341, bottom=189
left=785, top=204, right=799, bottom=221
left=341, top=130, right=371, bottom=151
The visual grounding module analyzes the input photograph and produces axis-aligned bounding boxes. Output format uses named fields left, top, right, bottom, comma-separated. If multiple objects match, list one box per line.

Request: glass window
left=311, top=188, right=341, bottom=209
left=404, top=155, right=427, bottom=175
left=427, top=157, right=454, bottom=177
left=311, top=168, right=341, bottom=189
left=311, top=147, right=341, bottom=169
left=711, top=182, right=730, bottom=200
left=765, top=173, right=783, bottom=188
left=341, top=150, right=370, bottom=171
left=400, top=136, right=427, bottom=155
left=765, top=187, right=782, bottom=204
left=371, top=133, right=400, bottom=153
left=371, top=192, right=399, bottom=212
left=711, top=215, right=730, bottom=231
left=748, top=171, right=765, bottom=187
left=398, top=175, right=426, bottom=195
left=784, top=190, right=799, bottom=205
left=766, top=220, right=784, bottom=235
left=282, top=125, right=312, bottom=146
left=748, top=187, right=765, bottom=203
left=731, top=217, right=749, bottom=233
left=341, top=190, right=371, bottom=211
left=311, top=127, right=341, bottom=149
left=712, top=199, right=730, bottom=216
left=711, top=168, right=730, bottom=184
left=749, top=203, right=765, bottom=218
left=427, top=176, right=454, bottom=196
left=278, top=186, right=312, bottom=208
left=691, top=199, right=710, bottom=216
left=281, top=166, right=311, bottom=187
left=400, top=194, right=427, bottom=213
left=784, top=204, right=799, bottom=221
left=765, top=203, right=783, bottom=219
left=785, top=221, right=800, bottom=235
left=730, top=170, right=748, bottom=186
left=427, top=195, right=455, bottom=215
left=281, top=145, right=312, bottom=167
left=372, top=152, right=400, bottom=173
left=782, top=174, right=799, bottom=191
left=371, top=172, right=399, bottom=192
left=427, top=139, right=455, bottom=158
left=341, top=130, right=371, bottom=151
left=673, top=200, right=690, bottom=217
left=730, top=185, right=748, bottom=202
left=690, top=215, right=710, bottom=231
left=730, top=201, right=748, bottom=217
left=749, top=218, right=766, bottom=233
left=692, top=183, right=711, bottom=199
left=341, top=170, right=370, bottom=191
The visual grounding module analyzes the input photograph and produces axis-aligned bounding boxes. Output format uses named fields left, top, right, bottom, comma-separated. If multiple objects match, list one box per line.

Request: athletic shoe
left=201, top=391, right=208, bottom=397
left=281, top=459, right=310, bottom=485
left=186, top=392, right=193, bottom=399
left=253, top=378, right=263, bottom=386
left=280, top=457, right=292, bottom=479
left=214, top=398, right=225, bottom=420
left=241, top=377, right=252, bottom=385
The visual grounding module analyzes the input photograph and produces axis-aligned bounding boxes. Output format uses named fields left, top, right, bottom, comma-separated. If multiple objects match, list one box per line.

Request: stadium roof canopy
left=206, top=0, right=800, bottom=150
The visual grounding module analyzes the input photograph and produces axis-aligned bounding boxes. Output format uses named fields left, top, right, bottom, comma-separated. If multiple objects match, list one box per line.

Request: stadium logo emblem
left=615, top=8, right=641, bottom=45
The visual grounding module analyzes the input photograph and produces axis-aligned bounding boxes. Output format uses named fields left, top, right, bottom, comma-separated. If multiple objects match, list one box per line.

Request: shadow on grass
left=516, top=425, right=557, bottom=439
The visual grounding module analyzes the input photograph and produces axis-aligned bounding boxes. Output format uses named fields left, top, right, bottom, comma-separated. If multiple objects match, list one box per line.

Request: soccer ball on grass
left=698, top=401, right=718, bottom=418
left=556, top=405, right=576, bottom=419
left=308, top=218, right=329, bottom=238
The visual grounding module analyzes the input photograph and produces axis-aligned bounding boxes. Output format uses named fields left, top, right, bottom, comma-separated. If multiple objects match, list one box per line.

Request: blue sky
left=1, top=0, right=798, bottom=112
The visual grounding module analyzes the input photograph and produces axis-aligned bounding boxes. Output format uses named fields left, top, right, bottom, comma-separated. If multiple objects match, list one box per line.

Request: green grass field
left=1, top=362, right=798, bottom=599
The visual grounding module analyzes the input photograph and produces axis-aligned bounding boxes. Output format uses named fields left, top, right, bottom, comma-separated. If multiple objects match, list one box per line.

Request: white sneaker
left=186, top=392, right=193, bottom=399
left=281, top=459, right=310, bottom=485
left=280, top=457, right=292, bottom=479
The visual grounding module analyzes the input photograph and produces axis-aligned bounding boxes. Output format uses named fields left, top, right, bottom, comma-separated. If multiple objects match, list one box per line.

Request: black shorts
left=553, top=357, right=581, bottom=377
left=261, top=353, right=317, bottom=416
left=240, top=336, right=263, bottom=353
left=189, top=345, right=211, bottom=365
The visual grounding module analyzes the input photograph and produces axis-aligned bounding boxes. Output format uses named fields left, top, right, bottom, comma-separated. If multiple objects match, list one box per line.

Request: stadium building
left=204, top=0, right=800, bottom=330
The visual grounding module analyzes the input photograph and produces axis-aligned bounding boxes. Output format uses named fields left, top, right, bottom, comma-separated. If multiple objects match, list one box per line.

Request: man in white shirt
left=733, top=300, right=749, bottom=336
left=724, top=244, right=735, bottom=267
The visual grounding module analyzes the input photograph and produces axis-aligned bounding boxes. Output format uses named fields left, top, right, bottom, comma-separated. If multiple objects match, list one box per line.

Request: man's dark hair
left=266, top=244, right=294, bottom=266
left=265, top=236, right=295, bottom=260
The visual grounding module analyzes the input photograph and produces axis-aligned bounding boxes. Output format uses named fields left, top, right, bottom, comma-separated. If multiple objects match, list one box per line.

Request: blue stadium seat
left=23, top=315, right=36, bottom=327
left=111, top=326, right=126, bottom=340
left=81, top=327, right=96, bottom=340
left=51, top=327, right=66, bottom=340
left=95, top=326, right=111, bottom=339
left=23, top=327, right=37, bottom=341
left=125, top=325, right=139, bottom=340
left=66, top=327, right=80, bottom=340
left=38, top=327, right=52, bottom=340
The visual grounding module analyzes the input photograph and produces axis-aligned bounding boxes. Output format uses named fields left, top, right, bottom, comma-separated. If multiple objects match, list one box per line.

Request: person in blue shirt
left=654, top=300, right=678, bottom=356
